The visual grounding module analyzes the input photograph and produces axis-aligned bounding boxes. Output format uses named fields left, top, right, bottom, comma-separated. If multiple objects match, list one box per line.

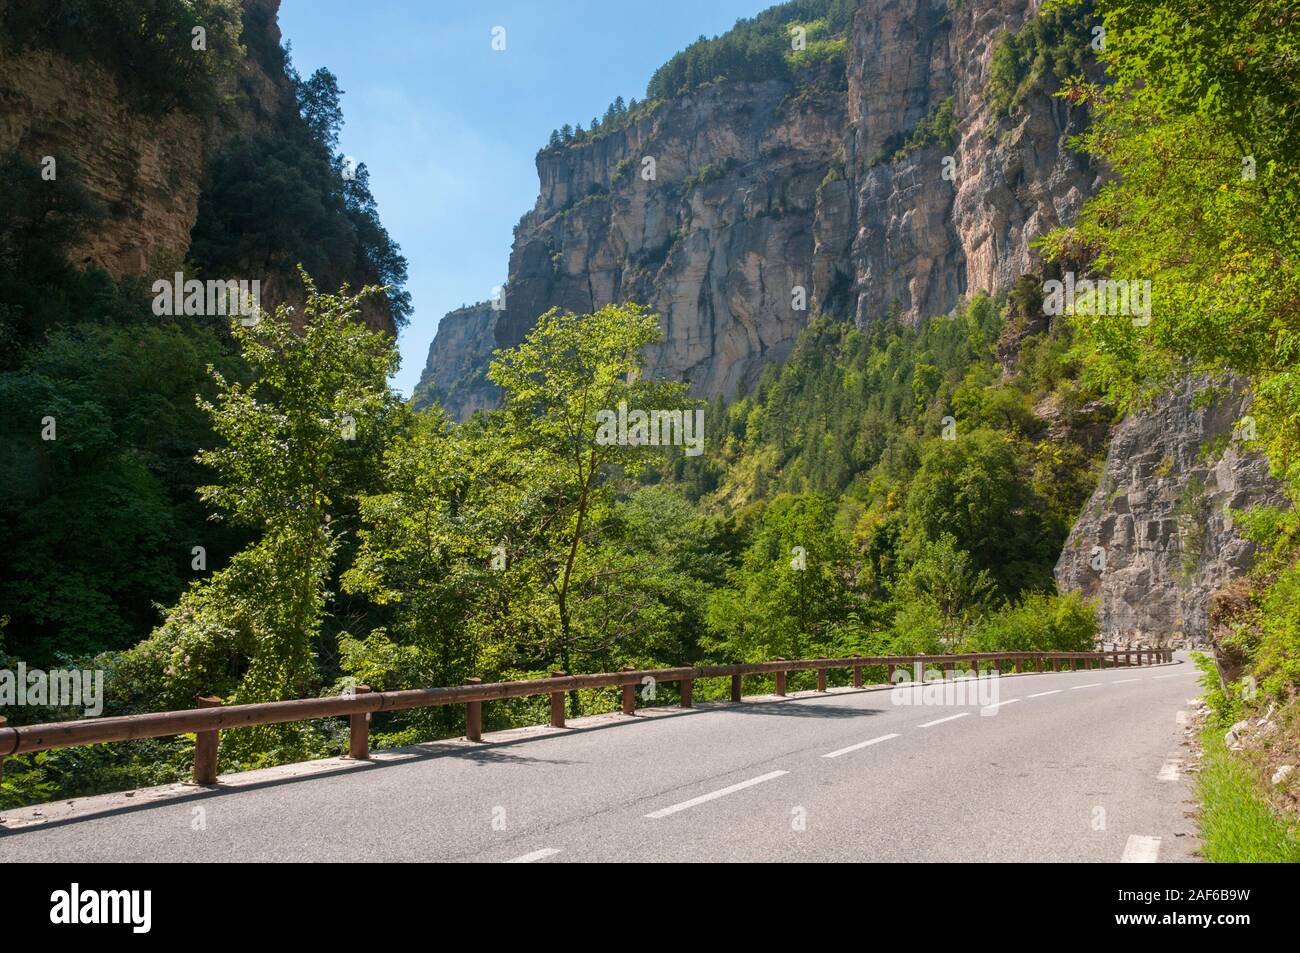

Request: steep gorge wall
left=0, top=0, right=394, bottom=332
left=0, top=47, right=207, bottom=276
left=1056, top=378, right=1285, bottom=647
left=419, top=0, right=1096, bottom=415
left=410, top=0, right=1286, bottom=644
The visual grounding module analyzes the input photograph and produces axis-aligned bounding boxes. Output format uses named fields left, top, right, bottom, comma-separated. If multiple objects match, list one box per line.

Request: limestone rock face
left=496, top=76, right=849, bottom=403
left=421, top=0, right=1097, bottom=415
left=1055, top=377, right=1286, bottom=646
left=0, top=1, right=396, bottom=334
left=0, top=48, right=206, bottom=277
left=412, top=303, right=500, bottom=416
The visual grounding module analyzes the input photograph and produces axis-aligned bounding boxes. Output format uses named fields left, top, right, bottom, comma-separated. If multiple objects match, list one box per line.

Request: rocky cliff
left=0, top=0, right=395, bottom=332
left=417, top=0, right=1282, bottom=643
left=421, top=0, right=1097, bottom=416
left=412, top=302, right=500, bottom=415
left=1056, top=377, right=1285, bottom=647
left=0, top=46, right=207, bottom=276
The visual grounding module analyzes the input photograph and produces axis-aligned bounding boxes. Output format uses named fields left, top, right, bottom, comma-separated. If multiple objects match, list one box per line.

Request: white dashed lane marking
left=1028, top=689, right=1061, bottom=698
left=917, top=713, right=970, bottom=728
left=506, top=848, right=562, bottom=863
left=1121, top=835, right=1162, bottom=863
left=823, top=733, right=900, bottom=759
left=645, top=770, right=788, bottom=818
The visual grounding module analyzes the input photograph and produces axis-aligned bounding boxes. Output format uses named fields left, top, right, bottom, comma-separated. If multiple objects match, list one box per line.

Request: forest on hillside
left=0, top=0, right=1297, bottom=853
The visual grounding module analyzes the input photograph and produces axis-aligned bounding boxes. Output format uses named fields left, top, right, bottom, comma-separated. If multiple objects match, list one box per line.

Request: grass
left=1196, top=724, right=1300, bottom=862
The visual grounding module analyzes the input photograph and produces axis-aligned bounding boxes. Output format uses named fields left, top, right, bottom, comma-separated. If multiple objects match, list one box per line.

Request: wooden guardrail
left=0, top=647, right=1173, bottom=784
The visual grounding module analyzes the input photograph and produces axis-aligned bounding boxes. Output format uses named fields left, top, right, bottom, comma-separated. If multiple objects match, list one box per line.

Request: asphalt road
left=0, top=658, right=1203, bottom=862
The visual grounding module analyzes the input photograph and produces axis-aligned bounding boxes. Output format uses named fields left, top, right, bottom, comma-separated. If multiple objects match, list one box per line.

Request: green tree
left=124, top=274, right=400, bottom=715
left=486, top=304, right=695, bottom=685
left=707, top=493, right=856, bottom=661
left=903, top=428, right=1050, bottom=595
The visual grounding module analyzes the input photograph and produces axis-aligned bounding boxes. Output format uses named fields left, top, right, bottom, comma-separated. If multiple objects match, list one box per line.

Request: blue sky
left=279, top=0, right=772, bottom=397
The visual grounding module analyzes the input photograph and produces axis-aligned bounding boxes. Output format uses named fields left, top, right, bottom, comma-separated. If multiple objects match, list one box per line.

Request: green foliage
left=123, top=274, right=400, bottom=716
left=987, top=0, right=1096, bottom=115
left=0, top=153, right=110, bottom=355
left=191, top=65, right=411, bottom=327
left=681, top=159, right=739, bottom=191
left=0, top=0, right=245, bottom=116
left=1196, top=723, right=1300, bottom=863
left=893, top=97, right=957, bottom=160
left=965, top=591, right=1099, bottom=654
left=904, top=428, right=1055, bottom=595
left=1043, top=0, right=1300, bottom=705
left=706, top=493, right=856, bottom=661
left=645, top=0, right=856, bottom=101
left=0, top=315, right=249, bottom=663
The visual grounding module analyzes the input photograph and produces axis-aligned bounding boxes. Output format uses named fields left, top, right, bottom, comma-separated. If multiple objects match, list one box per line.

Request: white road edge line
left=1151, top=674, right=1181, bottom=680
left=645, top=770, right=789, bottom=818
left=1028, top=689, right=1061, bottom=698
left=1070, top=682, right=1103, bottom=690
left=1121, top=834, right=1162, bottom=863
left=917, top=713, right=970, bottom=728
left=1113, top=678, right=1140, bottom=684
left=823, top=733, right=900, bottom=759
left=505, top=848, right=562, bottom=863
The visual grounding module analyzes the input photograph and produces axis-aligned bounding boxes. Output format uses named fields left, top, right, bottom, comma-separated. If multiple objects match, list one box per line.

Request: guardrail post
left=944, top=659, right=954, bottom=679
left=1125, top=649, right=1132, bottom=667
left=680, top=674, right=694, bottom=708
left=817, top=658, right=828, bottom=692
left=852, top=655, right=863, bottom=688
left=886, top=662, right=896, bottom=684
left=193, top=695, right=223, bottom=784
left=1013, top=656, right=1023, bottom=674
left=622, top=666, right=637, bottom=715
left=1034, top=655, right=1043, bottom=673
left=465, top=679, right=482, bottom=742
left=775, top=659, right=787, bottom=697
left=731, top=672, right=743, bottom=703
left=348, top=685, right=372, bottom=760
left=550, top=672, right=566, bottom=728
left=0, top=715, right=6, bottom=779
left=1052, top=657, right=1062, bottom=672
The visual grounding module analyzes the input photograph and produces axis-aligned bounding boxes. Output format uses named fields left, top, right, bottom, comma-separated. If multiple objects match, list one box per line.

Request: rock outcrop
left=0, top=48, right=206, bottom=277
left=413, top=0, right=1282, bottom=641
left=0, top=0, right=393, bottom=331
left=412, top=302, right=500, bottom=416
left=421, top=0, right=1098, bottom=416
left=1055, top=377, right=1286, bottom=646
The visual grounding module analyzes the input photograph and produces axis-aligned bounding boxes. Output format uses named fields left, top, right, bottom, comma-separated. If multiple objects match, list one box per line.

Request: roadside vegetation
left=1041, top=0, right=1300, bottom=857
left=3, top=0, right=1297, bottom=842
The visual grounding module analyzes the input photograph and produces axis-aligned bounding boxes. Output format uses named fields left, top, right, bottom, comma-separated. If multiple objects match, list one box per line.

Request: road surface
left=0, top=657, right=1202, bottom=862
